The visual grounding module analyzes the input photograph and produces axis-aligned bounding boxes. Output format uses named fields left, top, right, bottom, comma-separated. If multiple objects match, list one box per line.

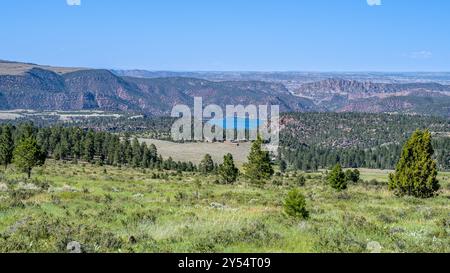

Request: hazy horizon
left=3, top=58, right=450, bottom=74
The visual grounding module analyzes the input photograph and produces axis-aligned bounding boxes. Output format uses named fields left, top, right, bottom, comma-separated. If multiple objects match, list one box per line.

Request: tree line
left=281, top=138, right=450, bottom=171
left=0, top=123, right=198, bottom=177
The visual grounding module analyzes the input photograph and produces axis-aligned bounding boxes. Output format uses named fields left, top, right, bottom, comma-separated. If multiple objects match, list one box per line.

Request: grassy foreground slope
left=0, top=161, right=449, bottom=253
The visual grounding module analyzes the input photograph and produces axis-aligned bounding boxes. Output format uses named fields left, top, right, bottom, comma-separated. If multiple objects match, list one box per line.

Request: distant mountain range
left=112, top=70, right=450, bottom=85
left=1, top=60, right=450, bottom=118
left=0, top=60, right=315, bottom=115
left=293, top=78, right=450, bottom=116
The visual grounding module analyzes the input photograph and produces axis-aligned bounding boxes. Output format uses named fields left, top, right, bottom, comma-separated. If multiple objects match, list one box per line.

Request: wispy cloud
left=367, top=0, right=382, bottom=6
left=406, top=51, right=433, bottom=60
left=67, top=0, right=81, bottom=6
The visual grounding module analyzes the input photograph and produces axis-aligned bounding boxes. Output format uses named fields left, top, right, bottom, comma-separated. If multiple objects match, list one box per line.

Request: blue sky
left=1, top=0, right=449, bottom=71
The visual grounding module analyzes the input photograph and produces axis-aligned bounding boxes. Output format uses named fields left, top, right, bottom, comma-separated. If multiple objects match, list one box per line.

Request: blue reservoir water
left=207, top=117, right=265, bottom=130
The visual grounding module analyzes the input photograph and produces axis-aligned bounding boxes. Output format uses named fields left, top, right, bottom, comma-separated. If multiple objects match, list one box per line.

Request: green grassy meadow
left=0, top=161, right=449, bottom=253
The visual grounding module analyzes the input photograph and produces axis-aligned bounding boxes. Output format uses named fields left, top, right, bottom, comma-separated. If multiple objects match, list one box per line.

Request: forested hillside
left=280, top=113, right=450, bottom=171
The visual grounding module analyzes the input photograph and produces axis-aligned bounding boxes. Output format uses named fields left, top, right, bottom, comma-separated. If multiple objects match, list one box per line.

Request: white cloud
left=367, top=0, right=382, bottom=6
left=67, top=0, right=81, bottom=6
left=408, top=51, right=433, bottom=59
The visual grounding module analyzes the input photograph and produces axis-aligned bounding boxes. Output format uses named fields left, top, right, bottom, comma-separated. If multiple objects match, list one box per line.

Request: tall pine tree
left=328, top=164, right=347, bottom=191
left=13, top=136, right=45, bottom=178
left=199, top=154, right=215, bottom=174
left=389, top=130, right=440, bottom=198
left=83, top=130, right=96, bottom=162
left=243, top=136, right=274, bottom=182
left=218, top=153, right=239, bottom=184
left=0, top=125, right=14, bottom=170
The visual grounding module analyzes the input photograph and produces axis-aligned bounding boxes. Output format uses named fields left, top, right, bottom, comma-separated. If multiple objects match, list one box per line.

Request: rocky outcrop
left=294, top=78, right=450, bottom=102
left=292, top=78, right=450, bottom=117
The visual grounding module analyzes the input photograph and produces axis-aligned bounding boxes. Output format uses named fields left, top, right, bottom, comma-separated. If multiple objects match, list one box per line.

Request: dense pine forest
left=281, top=113, right=450, bottom=171
left=2, top=115, right=176, bottom=140
left=281, top=140, right=450, bottom=171
left=0, top=123, right=197, bottom=173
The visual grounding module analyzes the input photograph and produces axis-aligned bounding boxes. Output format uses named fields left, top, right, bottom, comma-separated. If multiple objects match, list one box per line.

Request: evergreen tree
left=243, top=136, right=274, bottom=182
left=83, top=130, right=96, bottom=162
left=279, top=159, right=287, bottom=173
left=0, top=125, right=14, bottom=170
left=71, top=128, right=83, bottom=159
left=94, top=132, right=105, bottom=161
left=199, top=154, right=215, bottom=174
left=149, top=144, right=158, bottom=162
left=328, top=164, right=347, bottom=191
left=13, top=136, right=45, bottom=178
left=141, top=144, right=151, bottom=168
left=16, top=122, right=35, bottom=141
left=36, top=128, right=51, bottom=158
left=131, top=138, right=143, bottom=168
left=56, top=136, right=69, bottom=160
left=123, top=138, right=133, bottom=165
left=345, top=169, right=360, bottom=183
left=284, top=188, right=309, bottom=219
left=389, top=130, right=440, bottom=198
left=218, top=153, right=239, bottom=184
